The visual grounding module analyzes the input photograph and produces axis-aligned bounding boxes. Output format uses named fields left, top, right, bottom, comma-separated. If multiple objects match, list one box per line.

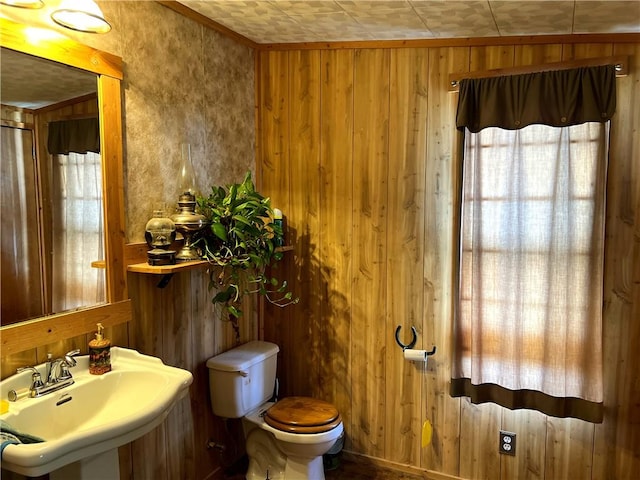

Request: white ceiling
left=0, top=47, right=96, bottom=109
left=179, top=0, right=640, bottom=44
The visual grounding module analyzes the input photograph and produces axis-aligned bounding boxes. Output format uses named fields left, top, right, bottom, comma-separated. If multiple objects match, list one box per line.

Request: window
left=51, top=151, right=105, bottom=312
left=451, top=65, right=616, bottom=423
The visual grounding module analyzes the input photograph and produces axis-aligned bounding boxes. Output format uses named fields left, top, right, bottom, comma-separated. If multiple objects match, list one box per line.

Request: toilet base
left=285, top=455, right=325, bottom=480
left=245, top=428, right=327, bottom=480
left=246, top=429, right=286, bottom=480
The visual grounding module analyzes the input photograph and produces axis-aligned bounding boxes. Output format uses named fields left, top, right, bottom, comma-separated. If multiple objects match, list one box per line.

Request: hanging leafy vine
left=195, top=172, right=297, bottom=342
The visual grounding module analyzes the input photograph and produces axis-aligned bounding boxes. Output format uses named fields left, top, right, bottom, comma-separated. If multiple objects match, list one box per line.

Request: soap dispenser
left=89, top=322, right=111, bottom=375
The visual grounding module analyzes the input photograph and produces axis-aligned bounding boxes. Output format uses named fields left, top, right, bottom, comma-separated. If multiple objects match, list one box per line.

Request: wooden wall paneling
left=514, top=44, right=563, bottom=66
left=239, top=294, right=259, bottom=346
left=0, top=349, right=37, bottom=380
left=319, top=48, right=354, bottom=446
left=258, top=50, right=292, bottom=392
left=128, top=273, right=163, bottom=355
left=286, top=49, right=322, bottom=397
left=469, top=45, right=515, bottom=75
left=500, top=409, right=547, bottom=480
left=162, top=272, right=196, bottom=479
left=118, top=444, right=132, bottom=480
left=384, top=47, right=429, bottom=467
left=350, top=48, right=390, bottom=459
left=131, top=422, right=168, bottom=480
left=614, top=41, right=640, bottom=480
left=459, top=399, right=502, bottom=480
left=128, top=272, right=168, bottom=480
left=422, top=46, right=469, bottom=477
left=36, top=334, right=87, bottom=364
left=561, top=43, right=614, bottom=62
left=252, top=38, right=638, bottom=480
left=190, top=269, right=224, bottom=478
left=544, top=418, right=594, bottom=479
left=593, top=42, right=640, bottom=480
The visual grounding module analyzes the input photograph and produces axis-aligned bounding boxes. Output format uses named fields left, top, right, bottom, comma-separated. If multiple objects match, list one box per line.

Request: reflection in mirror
left=0, top=47, right=105, bottom=326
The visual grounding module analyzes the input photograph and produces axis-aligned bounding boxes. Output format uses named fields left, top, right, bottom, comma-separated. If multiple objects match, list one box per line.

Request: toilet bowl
left=207, top=341, right=343, bottom=480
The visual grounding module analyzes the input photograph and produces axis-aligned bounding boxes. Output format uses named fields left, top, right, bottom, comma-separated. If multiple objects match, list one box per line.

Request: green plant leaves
left=194, top=171, right=298, bottom=343
left=211, top=222, right=228, bottom=241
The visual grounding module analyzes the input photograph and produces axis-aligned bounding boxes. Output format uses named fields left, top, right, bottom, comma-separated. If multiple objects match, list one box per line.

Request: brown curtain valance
left=47, top=118, right=100, bottom=155
left=456, top=65, right=616, bottom=133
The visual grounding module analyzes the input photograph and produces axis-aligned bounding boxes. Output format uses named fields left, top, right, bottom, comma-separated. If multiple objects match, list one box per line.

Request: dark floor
left=221, top=454, right=424, bottom=480
left=325, top=457, right=424, bottom=480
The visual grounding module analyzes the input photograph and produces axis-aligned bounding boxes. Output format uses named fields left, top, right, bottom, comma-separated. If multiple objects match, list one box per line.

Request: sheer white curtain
left=51, top=151, right=105, bottom=311
left=453, top=122, right=608, bottom=420
left=1, top=126, right=44, bottom=322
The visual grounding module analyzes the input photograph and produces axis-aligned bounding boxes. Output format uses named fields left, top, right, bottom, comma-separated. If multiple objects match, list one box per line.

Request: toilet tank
left=206, top=340, right=279, bottom=418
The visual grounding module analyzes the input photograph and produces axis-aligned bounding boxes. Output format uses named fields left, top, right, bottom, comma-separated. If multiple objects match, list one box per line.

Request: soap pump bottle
left=89, top=322, right=111, bottom=375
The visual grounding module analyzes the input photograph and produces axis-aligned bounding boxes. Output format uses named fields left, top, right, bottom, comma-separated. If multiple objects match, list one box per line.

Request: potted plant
left=195, top=172, right=297, bottom=342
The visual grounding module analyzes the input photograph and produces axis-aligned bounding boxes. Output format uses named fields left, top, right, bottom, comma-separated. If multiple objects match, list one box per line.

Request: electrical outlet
left=499, top=430, right=516, bottom=456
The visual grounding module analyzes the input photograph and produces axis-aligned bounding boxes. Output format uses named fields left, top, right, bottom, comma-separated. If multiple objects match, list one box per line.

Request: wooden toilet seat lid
left=265, top=397, right=342, bottom=434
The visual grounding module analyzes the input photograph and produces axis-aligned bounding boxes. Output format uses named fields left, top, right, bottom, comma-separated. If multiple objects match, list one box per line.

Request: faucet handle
left=58, top=363, right=73, bottom=381
left=64, top=349, right=81, bottom=367
left=16, top=366, right=45, bottom=390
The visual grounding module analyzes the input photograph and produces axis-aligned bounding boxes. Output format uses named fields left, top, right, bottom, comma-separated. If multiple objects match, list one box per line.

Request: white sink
left=0, top=347, right=193, bottom=478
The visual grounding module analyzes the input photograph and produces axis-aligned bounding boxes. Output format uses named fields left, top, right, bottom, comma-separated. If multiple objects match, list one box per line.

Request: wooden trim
left=0, top=300, right=131, bottom=357
left=341, top=450, right=466, bottom=480
left=99, top=75, right=127, bottom=303
left=35, top=93, right=98, bottom=116
left=258, top=33, right=640, bottom=52
left=0, top=17, right=123, bottom=79
left=128, top=260, right=209, bottom=275
left=449, top=55, right=629, bottom=91
left=156, top=1, right=259, bottom=50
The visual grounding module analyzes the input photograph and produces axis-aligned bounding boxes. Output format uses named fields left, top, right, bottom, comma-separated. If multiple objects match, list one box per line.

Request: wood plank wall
left=257, top=40, right=640, bottom=480
left=124, top=269, right=258, bottom=480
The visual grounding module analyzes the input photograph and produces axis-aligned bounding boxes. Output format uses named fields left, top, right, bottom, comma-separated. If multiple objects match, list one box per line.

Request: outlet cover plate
left=499, top=430, right=516, bottom=456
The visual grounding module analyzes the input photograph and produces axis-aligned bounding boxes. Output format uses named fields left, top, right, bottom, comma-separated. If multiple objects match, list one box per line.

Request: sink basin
left=0, top=347, right=193, bottom=478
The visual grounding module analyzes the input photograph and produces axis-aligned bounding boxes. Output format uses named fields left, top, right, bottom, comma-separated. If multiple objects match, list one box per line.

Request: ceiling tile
left=183, top=0, right=281, bottom=20
left=574, top=0, right=640, bottom=34
left=270, top=0, right=344, bottom=15
left=490, top=1, right=574, bottom=36
left=410, top=0, right=499, bottom=37
left=178, top=0, right=640, bottom=44
left=292, top=11, right=377, bottom=40
left=340, top=2, right=430, bottom=31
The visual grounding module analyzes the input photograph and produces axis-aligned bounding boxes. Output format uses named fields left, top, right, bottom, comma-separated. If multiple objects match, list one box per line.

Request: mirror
left=1, top=47, right=106, bottom=325
left=0, top=17, right=127, bottom=342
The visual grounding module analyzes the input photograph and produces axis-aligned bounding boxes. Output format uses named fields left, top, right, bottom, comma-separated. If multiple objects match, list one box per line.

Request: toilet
left=206, top=341, right=344, bottom=480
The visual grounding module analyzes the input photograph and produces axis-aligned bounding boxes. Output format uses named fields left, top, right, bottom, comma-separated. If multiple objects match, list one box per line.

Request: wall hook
left=395, top=325, right=417, bottom=350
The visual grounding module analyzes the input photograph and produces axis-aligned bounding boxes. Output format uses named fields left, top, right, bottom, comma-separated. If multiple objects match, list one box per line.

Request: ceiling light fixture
left=50, top=0, right=111, bottom=34
left=0, top=0, right=44, bottom=8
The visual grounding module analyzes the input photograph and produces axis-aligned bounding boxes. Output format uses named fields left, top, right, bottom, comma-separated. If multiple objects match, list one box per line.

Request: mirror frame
left=0, top=17, right=129, bottom=356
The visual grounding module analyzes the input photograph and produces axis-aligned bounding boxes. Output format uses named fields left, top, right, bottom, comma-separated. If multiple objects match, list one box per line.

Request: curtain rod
left=449, top=55, right=628, bottom=91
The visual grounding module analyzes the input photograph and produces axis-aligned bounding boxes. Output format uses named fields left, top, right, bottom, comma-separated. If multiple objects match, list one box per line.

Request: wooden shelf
left=127, top=260, right=208, bottom=275
left=127, top=246, right=294, bottom=276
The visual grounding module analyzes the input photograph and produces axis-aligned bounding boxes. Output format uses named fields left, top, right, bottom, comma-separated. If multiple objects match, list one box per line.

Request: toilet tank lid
left=206, top=341, right=279, bottom=372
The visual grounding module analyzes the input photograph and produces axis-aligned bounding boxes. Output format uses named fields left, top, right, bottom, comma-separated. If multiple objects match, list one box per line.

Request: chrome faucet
left=16, top=349, right=80, bottom=399
left=46, top=349, right=80, bottom=384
